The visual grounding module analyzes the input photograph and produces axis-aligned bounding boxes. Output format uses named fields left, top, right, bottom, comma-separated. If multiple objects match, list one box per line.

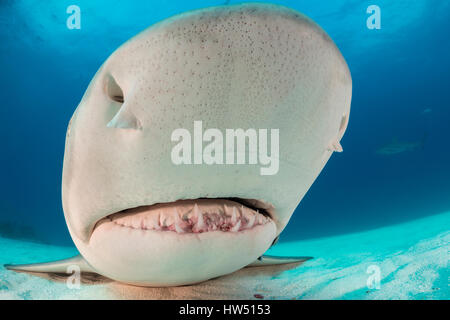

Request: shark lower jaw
left=80, top=198, right=277, bottom=286
left=96, top=198, right=275, bottom=234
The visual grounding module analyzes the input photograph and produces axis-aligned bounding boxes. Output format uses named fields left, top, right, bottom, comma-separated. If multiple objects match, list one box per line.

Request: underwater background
left=0, top=0, right=449, bottom=299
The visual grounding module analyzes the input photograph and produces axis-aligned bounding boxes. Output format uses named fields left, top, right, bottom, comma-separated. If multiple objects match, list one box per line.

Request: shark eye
left=105, top=75, right=124, bottom=104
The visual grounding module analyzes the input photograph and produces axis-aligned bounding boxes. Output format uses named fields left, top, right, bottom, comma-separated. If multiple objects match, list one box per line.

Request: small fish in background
left=422, top=108, right=432, bottom=114
left=375, top=133, right=428, bottom=155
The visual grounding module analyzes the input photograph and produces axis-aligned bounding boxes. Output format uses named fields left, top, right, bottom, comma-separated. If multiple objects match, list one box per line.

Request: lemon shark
left=5, top=3, right=352, bottom=287
left=376, top=134, right=427, bottom=155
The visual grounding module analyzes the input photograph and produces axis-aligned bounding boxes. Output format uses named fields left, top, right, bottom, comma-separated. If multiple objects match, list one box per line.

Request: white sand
left=0, top=211, right=448, bottom=299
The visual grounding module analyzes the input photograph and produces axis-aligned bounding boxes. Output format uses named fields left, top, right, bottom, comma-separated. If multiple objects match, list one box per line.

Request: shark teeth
left=196, top=204, right=205, bottom=229
left=146, top=215, right=160, bottom=230
left=230, top=206, right=238, bottom=224
left=173, top=210, right=185, bottom=233
left=108, top=199, right=271, bottom=234
left=159, top=211, right=169, bottom=227
left=245, top=210, right=256, bottom=229
left=230, top=219, right=241, bottom=232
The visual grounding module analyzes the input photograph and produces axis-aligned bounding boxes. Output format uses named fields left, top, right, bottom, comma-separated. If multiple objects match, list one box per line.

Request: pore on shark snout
left=5, top=3, right=352, bottom=286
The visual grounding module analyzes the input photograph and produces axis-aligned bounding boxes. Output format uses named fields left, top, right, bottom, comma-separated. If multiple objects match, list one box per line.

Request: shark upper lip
left=93, top=198, right=275, bottom=235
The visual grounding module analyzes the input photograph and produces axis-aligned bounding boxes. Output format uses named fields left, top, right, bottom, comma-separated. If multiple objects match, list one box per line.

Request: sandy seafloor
left=0, top=211, right=448, bottom=300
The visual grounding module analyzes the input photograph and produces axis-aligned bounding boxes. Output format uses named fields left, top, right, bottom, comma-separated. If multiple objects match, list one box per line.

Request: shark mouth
left=96, top=198, right=275, bottom=234
left=81, top=198, right=279, bottom=286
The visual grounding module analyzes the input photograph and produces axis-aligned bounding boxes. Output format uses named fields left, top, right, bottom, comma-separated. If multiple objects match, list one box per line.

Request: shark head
left=60, top=3, right=351, bottom=286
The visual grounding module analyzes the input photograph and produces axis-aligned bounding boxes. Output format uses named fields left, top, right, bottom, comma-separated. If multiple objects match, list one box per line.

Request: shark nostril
left=105, top=74, right=124, bottom=104
left=105, top=74, right=142, bottom=130
left=112, top=95, right=124, bottom=103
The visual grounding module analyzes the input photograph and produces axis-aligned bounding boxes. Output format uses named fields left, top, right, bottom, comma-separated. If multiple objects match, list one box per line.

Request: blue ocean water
left=0, top=0, right=449, bottom=249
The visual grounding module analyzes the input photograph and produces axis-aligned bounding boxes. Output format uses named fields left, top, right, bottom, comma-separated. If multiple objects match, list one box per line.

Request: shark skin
left=5, top=3, right=351, bottom=287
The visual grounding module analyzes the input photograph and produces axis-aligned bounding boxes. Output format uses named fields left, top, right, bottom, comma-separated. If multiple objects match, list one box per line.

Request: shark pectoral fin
left=4, top=254, right=96, bottom=274
left=246, top=255, right=313, bottom=267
